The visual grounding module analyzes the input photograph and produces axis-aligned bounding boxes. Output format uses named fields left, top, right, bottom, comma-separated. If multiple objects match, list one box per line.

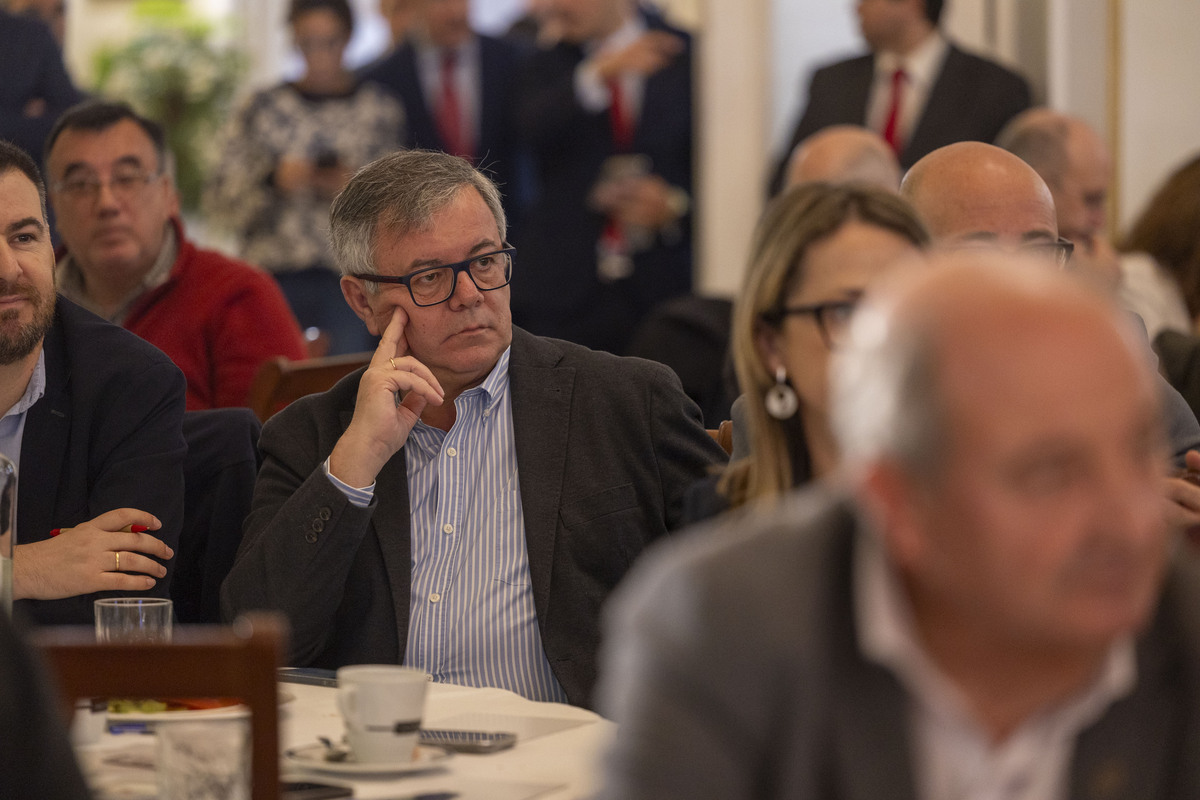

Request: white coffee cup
left=336, top=665, right=428, bottom=764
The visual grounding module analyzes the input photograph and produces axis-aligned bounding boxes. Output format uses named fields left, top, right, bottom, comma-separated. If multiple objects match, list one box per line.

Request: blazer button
left=318, top=507, right=332, bottom=521
left=312, top=519, right=325, bottom=533
left=305, top=532, right=318, bottom=544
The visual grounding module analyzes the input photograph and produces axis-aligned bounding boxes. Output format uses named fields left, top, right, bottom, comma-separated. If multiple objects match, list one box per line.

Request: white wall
left=1117, top=0, right=1200, bottom=231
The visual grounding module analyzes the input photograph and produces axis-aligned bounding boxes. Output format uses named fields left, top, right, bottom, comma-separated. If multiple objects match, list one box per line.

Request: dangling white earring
left=764, top=366, right=798, bottom=420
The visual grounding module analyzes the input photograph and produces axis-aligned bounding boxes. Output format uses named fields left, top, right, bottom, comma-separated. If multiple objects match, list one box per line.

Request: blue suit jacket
left=0, top=9, right=82, bottom=160
left=512, top=13, right=694, bottom=354
left=360, top=34, right=528, bottom=219
left=14, top=298, right=186, bottom=625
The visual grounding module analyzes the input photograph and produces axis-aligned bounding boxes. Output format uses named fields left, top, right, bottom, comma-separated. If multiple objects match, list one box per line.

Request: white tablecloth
left=281, top=681, right=613, bottom=799
left=78, top=681, right=615, bottom=800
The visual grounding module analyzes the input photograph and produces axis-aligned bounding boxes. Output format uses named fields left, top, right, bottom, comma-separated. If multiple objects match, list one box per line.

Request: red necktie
left=881, top=67, right=907, bottom=156
left=606, top=77, right=634, bottom=152
left=598, top=76, right=638, bottom=281
left=437, top=51, right=472, bottom=160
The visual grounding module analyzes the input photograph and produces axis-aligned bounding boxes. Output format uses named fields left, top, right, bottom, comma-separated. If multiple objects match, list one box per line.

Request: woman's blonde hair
left=720, top=183, right=929, bottom=508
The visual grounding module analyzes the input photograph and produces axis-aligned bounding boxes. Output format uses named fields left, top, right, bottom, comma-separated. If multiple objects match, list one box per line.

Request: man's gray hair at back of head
left=995, top=111, right=1070, bottom=189
left=830, top=293, right=946, bottom=481
left=329, top=149, right=507, bottom=286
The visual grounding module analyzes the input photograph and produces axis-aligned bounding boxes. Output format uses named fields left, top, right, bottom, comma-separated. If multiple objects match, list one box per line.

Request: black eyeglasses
left=348, top=247, right=514, bottom=307
left=949, top=237, right=1075, bottom=268
left=1032, top=237, right=1075, bottom=268
left=761, top=297, right=859, bottom=349
left=51, top=166, right=164, bottom=204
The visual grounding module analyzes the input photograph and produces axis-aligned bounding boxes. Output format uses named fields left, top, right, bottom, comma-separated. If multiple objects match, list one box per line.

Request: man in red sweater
left=44, top=101, right=307, bottom=410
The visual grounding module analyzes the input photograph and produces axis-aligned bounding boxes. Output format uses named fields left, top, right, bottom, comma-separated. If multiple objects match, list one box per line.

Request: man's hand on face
left=12, top=508, right=172, bottom=601
left=591, top=30, right=684, bottom=81
left=1164, top=449, right=1200, bottom=545
left=329, top=306, right=445, bottom=487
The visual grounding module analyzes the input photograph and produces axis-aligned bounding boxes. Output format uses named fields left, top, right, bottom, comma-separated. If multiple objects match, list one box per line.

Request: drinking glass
left=94, top=597, right=173, bottom=643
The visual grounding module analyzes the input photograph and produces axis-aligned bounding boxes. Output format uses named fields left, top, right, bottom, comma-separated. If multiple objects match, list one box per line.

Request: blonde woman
left=690, top=183, right=929, bottom=519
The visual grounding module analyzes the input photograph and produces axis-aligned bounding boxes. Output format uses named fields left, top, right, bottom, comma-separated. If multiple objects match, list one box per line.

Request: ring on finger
left=389, top=357, right=398, bottom=370
left=114, top=551, right=121, bottom=572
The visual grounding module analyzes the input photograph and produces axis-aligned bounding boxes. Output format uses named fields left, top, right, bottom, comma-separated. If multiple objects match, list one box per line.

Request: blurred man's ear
left=859, top=458, right=930, bottom=570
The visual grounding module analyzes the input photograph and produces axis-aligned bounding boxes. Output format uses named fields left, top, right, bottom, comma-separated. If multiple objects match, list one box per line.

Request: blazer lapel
left=508, top=329, right=572, bottom=623
left=903, top=46, right=962, bottom=165
left=17, top=314, right=71, bottom=544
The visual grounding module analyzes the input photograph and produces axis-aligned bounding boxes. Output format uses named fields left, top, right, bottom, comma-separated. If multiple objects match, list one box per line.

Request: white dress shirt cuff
left=323, top=456, right=375, bottom=508
left=574, top=60, right=611, bottom=112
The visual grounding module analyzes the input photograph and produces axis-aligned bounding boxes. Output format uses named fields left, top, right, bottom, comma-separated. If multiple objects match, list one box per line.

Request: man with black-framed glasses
left=44, top=101, right=307, bottom=410
left=222, top=149, right=726, bottom=709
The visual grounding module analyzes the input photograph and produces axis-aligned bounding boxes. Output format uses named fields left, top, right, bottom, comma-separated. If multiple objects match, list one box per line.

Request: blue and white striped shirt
left=329, top=347, right=566, bottom=702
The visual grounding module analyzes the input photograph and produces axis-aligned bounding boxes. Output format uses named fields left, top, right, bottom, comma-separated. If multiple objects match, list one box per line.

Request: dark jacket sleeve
left=220, top=389, right=379, bottom=666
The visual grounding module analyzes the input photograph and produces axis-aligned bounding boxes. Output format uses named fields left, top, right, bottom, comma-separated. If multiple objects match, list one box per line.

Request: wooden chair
left=707, top=419, right=734, bottom=456
left=247, top=352, right=372, bottom=422
left=34, top=612, right=288, bottom=800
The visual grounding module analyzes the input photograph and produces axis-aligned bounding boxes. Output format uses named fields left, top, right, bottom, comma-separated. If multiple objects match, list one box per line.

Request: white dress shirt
left=866, top=32, right=950, bottom=148
left=854, top=533, right=1136, bottom=800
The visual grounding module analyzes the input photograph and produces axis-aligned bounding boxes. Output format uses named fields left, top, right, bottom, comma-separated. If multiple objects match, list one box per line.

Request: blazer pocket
left=559, top=483, right=638, bottom=528
left=559, top=484, right=643, bottom=582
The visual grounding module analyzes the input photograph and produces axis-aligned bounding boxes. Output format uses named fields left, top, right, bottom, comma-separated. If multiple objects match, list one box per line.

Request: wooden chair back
left=34, top=612, right=287, bottom=800
left=247, top=352, right=371, bottom=422
left=707, top=419, right=734, bottom=456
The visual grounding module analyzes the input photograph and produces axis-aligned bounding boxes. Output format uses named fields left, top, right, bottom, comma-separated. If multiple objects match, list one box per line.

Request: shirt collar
left=854, top=525, right=1136, bottom=737
left=57, top=222, right=179, bottom=325
left=409, top=344, right=512, bottom=448
left=876, top=30, right=949, bottom=88
left=2, top=348, right=46, bottom=421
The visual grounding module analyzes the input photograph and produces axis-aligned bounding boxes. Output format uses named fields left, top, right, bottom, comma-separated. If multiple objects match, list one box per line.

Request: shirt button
left=483, top=408, right=491, bottom=418
left=442, top=523, right=454, bottom=535
left=305, top=532, right=318, bottom=544
left=446, top=447, right=457, bottom=457
left=428, top=592, right=441, bottom=603
left=318, top=507, right=332, bottom=521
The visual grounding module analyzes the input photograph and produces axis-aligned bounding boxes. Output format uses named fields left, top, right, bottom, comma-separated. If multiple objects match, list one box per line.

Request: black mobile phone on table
left=418, top=728, right=517, bottom=753
left=281, top=781, right=353, bottom=800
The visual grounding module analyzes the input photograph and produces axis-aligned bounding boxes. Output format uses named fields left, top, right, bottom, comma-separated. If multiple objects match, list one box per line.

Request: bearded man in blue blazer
left=0, top=141, right=184, bottom=626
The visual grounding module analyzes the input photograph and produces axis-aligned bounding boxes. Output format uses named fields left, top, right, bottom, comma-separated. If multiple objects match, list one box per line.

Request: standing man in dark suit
left=0, top=6, right=81, bottom=162
left=769, top=0, right=1031, bottom=193
left=360, top=0, right=528, bottom=221
left=598, top=256, right=1200, bottom=800
left=512, top=0, right=693, bottom=355
left=221, top=150, right=725, bottom=709
left=0, top=140, right=184, bottom=626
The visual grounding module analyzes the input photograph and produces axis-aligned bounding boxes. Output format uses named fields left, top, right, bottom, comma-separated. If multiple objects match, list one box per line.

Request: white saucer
left=283, top=743, right=452, bottom=776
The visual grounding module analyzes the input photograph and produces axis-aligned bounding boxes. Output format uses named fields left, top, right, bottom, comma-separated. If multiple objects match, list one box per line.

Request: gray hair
left=830, top=295, right=946, bottom=481
left=995, top=111, right=1070, bottom=190
left=329, top=150, right=507, bottom=287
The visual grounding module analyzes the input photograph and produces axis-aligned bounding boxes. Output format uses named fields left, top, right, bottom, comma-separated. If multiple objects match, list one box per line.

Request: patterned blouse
left=205, top=81, right=404, bottom=274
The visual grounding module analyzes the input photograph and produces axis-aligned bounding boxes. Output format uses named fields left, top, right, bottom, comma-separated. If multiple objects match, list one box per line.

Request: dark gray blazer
left=598, top=490, right=1200, bottom=800
left=769, top=43, right=1032, bottom=192
left=221, top=327, right=726, bottom=708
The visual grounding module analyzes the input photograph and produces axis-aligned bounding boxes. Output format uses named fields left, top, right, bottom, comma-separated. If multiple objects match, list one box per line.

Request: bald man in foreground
left=784, top=124, right=902, bottom=192
left=598, top=256, right=1200, bottom=800
left=900, top=141, right=1200, bottom=534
